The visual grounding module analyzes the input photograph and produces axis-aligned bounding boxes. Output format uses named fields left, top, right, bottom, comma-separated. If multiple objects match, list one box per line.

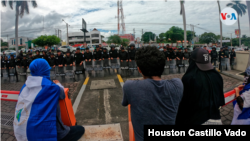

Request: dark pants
left=59, top=126, right=85, bottom=141
left=211, top=58, right=216, bottom=66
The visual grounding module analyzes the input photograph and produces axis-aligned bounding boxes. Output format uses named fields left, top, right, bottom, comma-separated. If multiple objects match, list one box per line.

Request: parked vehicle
left=4, top=50, right=16, bottom=55
left=58, top=46, right=76, bottom=53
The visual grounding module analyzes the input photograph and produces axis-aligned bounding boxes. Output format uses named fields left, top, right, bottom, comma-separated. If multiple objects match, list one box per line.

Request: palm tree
left=217, top=0, right=223, bottom=48
left=165, top=0, right=187, bottom=48
left=226, top=1, right=247, bottom=47
left=1, top=0, right=37, bottom=56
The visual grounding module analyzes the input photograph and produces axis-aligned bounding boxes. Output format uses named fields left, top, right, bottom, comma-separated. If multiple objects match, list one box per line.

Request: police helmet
left=86, top=47, right=89, bottom=50
left=130, top=43, right=135, bottom=47
left=76, top=48, right=80, bottom=50
left=66, top=50, right=71, bottom=54
left=29, top=53, right=33, bottom=56
left=121, top=47, right=125, bottom=50
left=50, top=53, right=55, bottom=56
left=110, top=45, right=115, bottom=48
left=36, top=50, right=40, bottom=53
left=212, top=47, right=216, bottom=49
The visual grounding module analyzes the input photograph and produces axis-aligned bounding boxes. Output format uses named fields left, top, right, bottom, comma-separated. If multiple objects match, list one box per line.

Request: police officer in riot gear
left=109, top=45, right=119, bottom=60
left=9, top=55, right=16, bottom=69
left=41, top=50, right=49, bottom=62
left=20, top=55, right=29, bottom=69
left=84, top=48, right=93, bottom=62
left=163, top=47, right=169, bottom=61
left=183, top=48, right=190, bottom=60
left=168, top=48, right=176, bottom=60
left=19, top=50, right=24, bottom=60
left=166, top=44, right=170, bottom=51
left=64, top=51, right=74, bottom=66
left=48, top=53, right=56, bottom=68
left=210, top=47, right=218, bottom=66
left=55, top=50, right=64, bottom=67
left=74, top=48, right=84, bottom=66
left=223, top=46, right=230, bottom=58
left=219, top=47, right=224, bottom=71
left=47, top=49, right=52, bottom=56
left=16, top=56, right=22, bottom=68
left=176, top=48, right=183, bottom=61
left=34, top=50, right=42, bottom=59
left=119, top=47, right=128, bottom=62
left=230, top=48, right=236, bottom=69
left=102, top=48, right=110, bottom=60
left=128, top=43, right=136, bottom=62
left=27, top=53, right=34, bottom=65
left=93, top=46, right=103, bottom=61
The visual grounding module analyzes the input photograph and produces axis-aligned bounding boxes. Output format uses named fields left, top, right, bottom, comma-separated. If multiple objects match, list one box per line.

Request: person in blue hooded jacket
left=14, top=59, right=85, bottom=141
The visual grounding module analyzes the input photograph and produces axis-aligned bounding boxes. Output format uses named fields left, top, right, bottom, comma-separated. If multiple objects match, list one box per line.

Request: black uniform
left=20, top=59, right=29, bottom=68
left=128, top=49, right=136, bottom=60
left=183, top=51, right=190, bottom=60
left=34, top=54, right=42, bottom=59
left=9, top=58, right=16, bottom=68
left=74, top=53, right=84, bottom=65
left=28, top=56, right=34, bottom=65
left=109, top=49, right=119, bottom=58
left=218, top=50, right=224, bottom=70
left=223, top=49, right=230, bottom=58
left=230, top=51, right=236, bottom=65
left=0, top=59, right=4, bottom=68
left=163, top=50, right=168, bottom=60
left=55, top=55, right=64, bottom=66
left=168, top=51, right=176, bottom=59
left=41, top=55, right=49, bottom=62
left=48, top=56, right=56, bottom=66
left=119, top=51, right=128, bottom=60
left=84, top=52, right=93, bottom=60
left=19, top=52, right=24, bottom=60
left=64, top=55, right=74, bottom=65
left=210, top=50, right=218, bottom=66
left=93, top=50, right=103, bottom=60
left=176, top=51, right=183, bottom=60
left=102, top=51, right=110, bottom=59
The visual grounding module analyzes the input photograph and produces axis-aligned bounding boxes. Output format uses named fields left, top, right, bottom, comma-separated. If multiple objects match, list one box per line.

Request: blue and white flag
left=231, top=89, right=250, bottom=125
left=14, top=76, right=60, bottom=140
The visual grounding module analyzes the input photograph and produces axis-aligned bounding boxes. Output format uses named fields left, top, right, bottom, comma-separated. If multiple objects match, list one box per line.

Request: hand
left=80, top=63, right=82, bottom=66
left=117, top=57, right=119, bottom=59
left=22, top=66, right=24, bottom=68
left=53, top=65, right=55, bottom=68
left=108, top=58, right=110, bottom=60
left=73, top=63, right=75, bottom=66
left=103, top=58, right=104, bottom=60
left=85, top=59, right=88, bottom=61
left=221, top=56, right=223, bottom=58
left=99, top=59, right=101, bottom=61
left=65, top=64, right=67, bottom=67
left=111, top=57, right=113, bottom=60
left=129, top=59, right=131, bottom=62
left=27, top=66, right=29, bottom=69
left=234, top=57, right=236, bottom=59
left=18, top=66, right=20, bottom=68
left=89, top=59, right=91, bottom=61
left=70, top=64, right=73, bottom=66
left=170, top=59, right=172, bottom=61
left=126, top=60, right=128, bottom=62
left=53, top=80, right=60, bottom=84
left=94, top=59, right=96, bottom=61
left=121, top=60, right=123, bottom=62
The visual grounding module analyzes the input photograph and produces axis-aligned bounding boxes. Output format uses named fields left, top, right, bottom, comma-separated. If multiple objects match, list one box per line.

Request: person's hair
left=135, top=46, right=165, bottom=77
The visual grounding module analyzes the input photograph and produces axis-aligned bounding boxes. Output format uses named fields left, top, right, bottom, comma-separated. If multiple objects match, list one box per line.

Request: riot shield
left=111, top=58, right=120, bottom=69
left=75, top=64, right=85, bottom=81
left=16, top=67, right=27, bottom=82
left=221, top=58, right=226, bottom=71
left=230, top=58, right=236, bottom=70
left=94, top=60, right=103, bottom=71
left=8, top=67, right=16, bottom=82
left=169, top=59, right=177, bottom=74
left=129, top=60, right=137, bottom=70
left=183, top=59, right=189, bottom=72
left=103, top=59, right=110, bottom=69
left=50, top=67, right=56, bottom=79
left=120, top=60, right=129, bottom=70
left=225, top=58, right=231, bottom=71
left=176, top=59, right=184, bottom=73
left=56, top=66, right=66, bottom=77
left=85, top=61, right=93, bottom=71
left=163, top=60, right=170, bottom=75
left=64, top=66, right=75, bottom=82
left=1, top=69, right=9, bottom=83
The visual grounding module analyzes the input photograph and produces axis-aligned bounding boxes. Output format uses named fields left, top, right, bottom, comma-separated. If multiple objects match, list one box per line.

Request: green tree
left=199, top=32, right=218, bottom=44
left=186, top=30, right=196, bottom=44
left=159, top=33, right=166, bottom=42
left=1, top=39, right=8, bottom=47
left=32, top=35, right=60, bottom=47
left=165, top=26, right=184, bottom=46
left=227, top=1, right=247, bottom=47
left=121, top=38, right=130, bottom=47
left=2, top=0, right=38, bottom=56
left=141, top=32, right=156, bottom=43
left=106, top=35, right=122, bottom=45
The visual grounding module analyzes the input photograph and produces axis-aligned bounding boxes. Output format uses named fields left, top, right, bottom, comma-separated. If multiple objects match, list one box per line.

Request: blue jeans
left=59, top=126, right=85, bottom=141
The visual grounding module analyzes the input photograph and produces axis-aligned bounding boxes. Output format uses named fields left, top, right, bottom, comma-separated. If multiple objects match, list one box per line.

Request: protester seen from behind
left=122, top=46, right=183, bottom=141
left=13, top=59, right=85, bottom=141
left=231, top=67, right=250, bottom=125
left=176, top=48, right=225, bottom=125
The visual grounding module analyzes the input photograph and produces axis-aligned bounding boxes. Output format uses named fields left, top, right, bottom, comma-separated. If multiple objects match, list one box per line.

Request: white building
left=8, top=36, right=33, bottom=48
left=68, top=28, right=101, bottom=46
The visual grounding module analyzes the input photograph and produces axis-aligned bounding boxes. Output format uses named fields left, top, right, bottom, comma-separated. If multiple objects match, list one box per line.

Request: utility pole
left=142, top=29, right=143, bottom=43
left=228, top=33, right=233, bottom=46
left=67, top=23, right=69, bottom=46
left=133, top=28, right=135, bottom=39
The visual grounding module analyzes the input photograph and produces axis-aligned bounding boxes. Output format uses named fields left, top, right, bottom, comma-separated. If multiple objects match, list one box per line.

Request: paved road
left=1, top=70, right=243, bottom=141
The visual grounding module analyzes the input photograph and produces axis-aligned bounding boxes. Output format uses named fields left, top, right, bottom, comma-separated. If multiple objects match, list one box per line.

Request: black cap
left=57, top=50, right=61, bottom=52
left=130, top=43, right=135, bottom=47
left=36, top=50, right=40, bottom=52
left=220, top=47, right=223, bottom=50
left=103, top=48, right=107, bottom=51
left=50, top=53, right=55, bottom=55
left=232, top=48, right=235, bottom=50
left=86, top=47, right=89, bottom=50
left=76, top=48, right=80, bottom=50
left=212, top=47, right=216, bottom=49
left=10, top=54, right=14, bottom=57
left=191, top=48, right=213, bottom=71
left=66, top=50, right=71, bottom=54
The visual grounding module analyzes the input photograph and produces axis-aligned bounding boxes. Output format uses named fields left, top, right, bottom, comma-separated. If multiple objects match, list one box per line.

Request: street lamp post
left=190, top=24, right=199, bottom=46
left=62, top=19, right=70, bottom=46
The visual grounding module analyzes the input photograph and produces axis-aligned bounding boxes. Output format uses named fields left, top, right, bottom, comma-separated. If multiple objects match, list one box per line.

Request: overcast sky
left=1, top=0, right=250, bottom=42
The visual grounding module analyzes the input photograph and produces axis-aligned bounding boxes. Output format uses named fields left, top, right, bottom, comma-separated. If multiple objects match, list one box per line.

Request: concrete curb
left=220, top=71, right=244, bottom=81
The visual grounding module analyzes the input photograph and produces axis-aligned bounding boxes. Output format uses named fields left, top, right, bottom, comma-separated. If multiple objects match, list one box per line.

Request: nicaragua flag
left=231, top=84, right=250, bottom=125
left=14, top=76, right=60, bottom=141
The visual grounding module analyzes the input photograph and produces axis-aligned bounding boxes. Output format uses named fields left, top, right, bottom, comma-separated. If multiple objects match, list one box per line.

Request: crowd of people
left=10, top=44, right=250, bottom=141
